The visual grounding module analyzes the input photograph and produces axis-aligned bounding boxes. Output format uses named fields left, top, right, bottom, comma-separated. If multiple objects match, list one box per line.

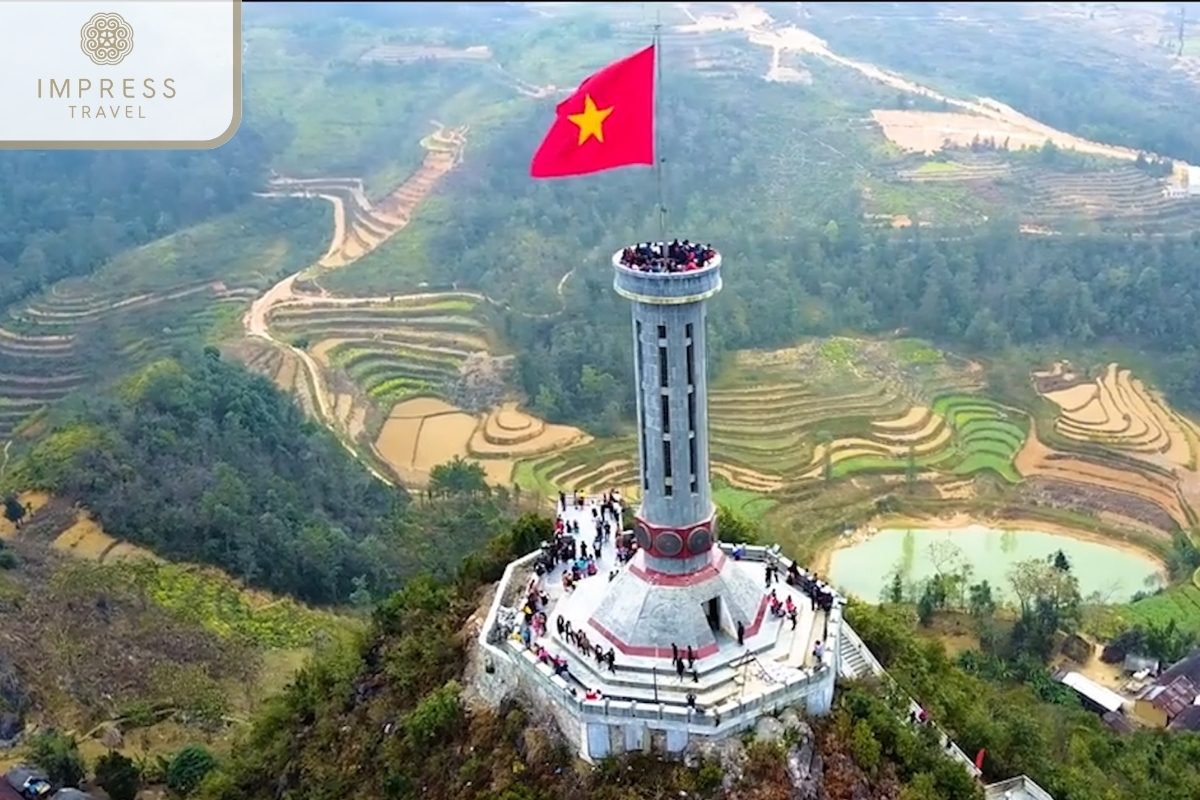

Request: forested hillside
left=0, top=122, right=269, bottom=308
left=3, top=351, right=514, bottom=604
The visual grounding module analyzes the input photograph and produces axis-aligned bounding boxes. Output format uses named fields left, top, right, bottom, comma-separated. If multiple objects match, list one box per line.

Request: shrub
left=94, top=752, right=141, bottom=800
left=166, top=746, right=217, bottom=797
left=28, top=730, right=86, bottom=787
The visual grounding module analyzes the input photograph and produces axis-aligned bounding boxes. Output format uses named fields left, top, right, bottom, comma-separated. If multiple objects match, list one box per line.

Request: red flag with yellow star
left=529, top=45, right=655, bottom=179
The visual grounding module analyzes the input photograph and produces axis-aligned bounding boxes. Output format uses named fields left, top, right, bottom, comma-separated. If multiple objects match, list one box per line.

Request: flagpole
left=653, top=10, right=666, bottom=245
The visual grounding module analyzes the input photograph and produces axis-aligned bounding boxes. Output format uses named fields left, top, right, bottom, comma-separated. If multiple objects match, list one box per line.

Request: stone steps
left=838, top=633, right=871, bottom=679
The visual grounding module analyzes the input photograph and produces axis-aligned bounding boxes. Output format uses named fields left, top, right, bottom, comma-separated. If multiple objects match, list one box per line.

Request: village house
left=1053, top=670, right=1136, bottom=732
left=1132, top=648, right=1200, bottom=731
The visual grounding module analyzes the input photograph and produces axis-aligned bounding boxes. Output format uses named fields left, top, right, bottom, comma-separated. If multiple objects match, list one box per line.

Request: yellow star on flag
left=568, top=94, right=614, bottom=145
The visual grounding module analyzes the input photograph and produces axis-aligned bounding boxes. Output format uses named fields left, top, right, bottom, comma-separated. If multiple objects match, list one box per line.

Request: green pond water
left=827, top=525, right=1166, bottom=604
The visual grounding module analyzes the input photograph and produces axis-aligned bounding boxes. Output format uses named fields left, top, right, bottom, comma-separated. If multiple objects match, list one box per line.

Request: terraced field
left=0, top=206, right=321, bottom=442
left=1036, top=361, right=1197, bottom=469
left=889, top=151, right=1200, bottom=231
left=1018, top=361, right=1200, bottom=535
left=259, top=124, right=467, bottom=269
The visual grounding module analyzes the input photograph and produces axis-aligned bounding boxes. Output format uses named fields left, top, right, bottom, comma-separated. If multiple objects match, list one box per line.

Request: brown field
left=871, top=110, right=1060, bottom=154
left=51, top=511, right=160, bottom=564
left=0, top=491, right=50, bottom=539
left=1040, top=362, right=1195, bottom=467
left=1023, top=361, right=1200, bottom=532
left=373, top=398, right=589, bottom=487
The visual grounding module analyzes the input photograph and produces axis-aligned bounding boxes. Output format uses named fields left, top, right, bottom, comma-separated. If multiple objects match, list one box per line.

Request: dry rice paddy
left=373, top=398, right=589, bottom=487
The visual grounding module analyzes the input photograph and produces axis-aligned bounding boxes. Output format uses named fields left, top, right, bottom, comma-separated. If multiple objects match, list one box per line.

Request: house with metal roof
left=1057, top=671, right=1126, bottom=715
left=1132, top=648, right=1200, bottom=729
left=983, top=774, right=1055, bottom=800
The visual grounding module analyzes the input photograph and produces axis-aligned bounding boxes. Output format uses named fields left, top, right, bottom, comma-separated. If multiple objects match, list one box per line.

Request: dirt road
left=680, top=3, right=1190, bottom=167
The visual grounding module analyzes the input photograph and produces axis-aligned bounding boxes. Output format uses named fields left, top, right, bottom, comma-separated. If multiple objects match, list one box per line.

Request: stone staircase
left=838, top=630, right=875, bottom=679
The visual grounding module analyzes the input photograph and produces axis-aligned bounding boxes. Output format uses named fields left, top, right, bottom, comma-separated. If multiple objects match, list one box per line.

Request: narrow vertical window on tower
left=688, top=391, right=696, bottom=433
left=689, top=436, right=698, bottom=494
left=636, top=322, right=648, bottom=491
left=661, top=399, right=670, bottom=433
left=685, top=324, right=695, bottom=386
left=663, top=439, right=673, bottom=496
left=659, top=345, right=669, bottom=388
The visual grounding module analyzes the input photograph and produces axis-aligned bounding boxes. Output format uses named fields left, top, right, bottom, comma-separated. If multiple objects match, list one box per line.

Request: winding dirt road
left=679, top=3, right=1191, bottom=167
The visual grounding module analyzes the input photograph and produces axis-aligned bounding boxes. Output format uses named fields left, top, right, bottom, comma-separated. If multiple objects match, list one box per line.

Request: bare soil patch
left=873, top=405, right=929, bottom=430
left=374, top=416, right=423, bottom=471
left=871, top=110, right=1061, bottom=154
left=412, top=412, right=478, bottom=472
left=389, top=397, right=458, bottom=418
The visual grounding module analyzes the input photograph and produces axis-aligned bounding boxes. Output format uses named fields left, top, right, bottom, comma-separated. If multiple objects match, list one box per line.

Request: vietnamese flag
left=529, top=45, right=655, bottom=179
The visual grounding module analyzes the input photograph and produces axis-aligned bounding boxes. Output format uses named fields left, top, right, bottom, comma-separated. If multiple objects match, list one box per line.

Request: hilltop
left=6, top=3, right=1200, bottom=798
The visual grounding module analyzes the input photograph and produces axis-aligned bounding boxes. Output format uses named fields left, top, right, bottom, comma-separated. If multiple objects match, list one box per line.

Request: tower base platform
left=479, top=500, right=845, bottom=762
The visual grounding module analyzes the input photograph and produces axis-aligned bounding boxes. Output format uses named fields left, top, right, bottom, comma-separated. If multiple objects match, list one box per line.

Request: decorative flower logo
left=80, top=12, right=134, bottom=66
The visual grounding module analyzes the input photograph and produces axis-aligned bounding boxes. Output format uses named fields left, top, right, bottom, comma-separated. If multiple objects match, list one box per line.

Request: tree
left=967, top=581, right=995, bottom=618
left=429, top=456, right=488, bottom=497
left=94, top=752, right=141, bottom=800
left=166, top=745, right=217, bottom=797
left=1008, top=558, right=1082, bottom=659
left=28, top=731, right=86, bottom=788
left=2, top=495, right=25, bottom=526
left=716, top=504, right=760, bottom=545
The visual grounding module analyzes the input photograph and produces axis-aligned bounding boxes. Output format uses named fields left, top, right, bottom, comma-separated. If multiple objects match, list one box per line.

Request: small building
left=1057, top=671, right=1125, bottom=715
left=1122, top=654, right=1159, bottom=676
left=1189, top=165, right=1200, bottom=196
left=983, top=774, right=1055, bottom=800
left=1167, top=703, right=1200, bottom=732
left=1132, top=648, right=1200, bottom=728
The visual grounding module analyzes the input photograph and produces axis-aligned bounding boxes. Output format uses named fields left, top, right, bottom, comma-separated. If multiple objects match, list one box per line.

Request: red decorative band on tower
left=631, top=509, right=717, bottom=561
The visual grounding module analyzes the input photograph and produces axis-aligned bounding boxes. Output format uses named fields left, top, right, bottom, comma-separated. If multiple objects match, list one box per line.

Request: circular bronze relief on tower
left=634, top=522, right=652, bottom=550
left=687, top=526, right=712, bottom=554
left=655, top=530, right=684, bottom=557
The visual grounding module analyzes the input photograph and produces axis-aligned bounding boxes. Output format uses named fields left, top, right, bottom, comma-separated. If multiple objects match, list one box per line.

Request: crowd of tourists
left=515, top=489, right=626, bottom=686
left=512, top=488, right=840, bottom=700
left=619, top=240, right=717, bottom=273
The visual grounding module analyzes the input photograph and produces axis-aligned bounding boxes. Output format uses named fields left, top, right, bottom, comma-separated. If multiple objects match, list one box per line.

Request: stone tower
left=584, top=245, right=768, bottom=659
left=613, top=248, right=722, bottom=574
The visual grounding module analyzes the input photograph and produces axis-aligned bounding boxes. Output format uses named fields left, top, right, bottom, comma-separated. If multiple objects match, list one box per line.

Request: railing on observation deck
left=481, top=543, right=837, bottom=736
left=479, top=541, right=981, bottom=778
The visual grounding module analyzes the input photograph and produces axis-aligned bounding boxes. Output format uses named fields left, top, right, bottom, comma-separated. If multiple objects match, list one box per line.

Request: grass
left=892, top=338, right=942, bottom=365
left=713, top=480, right=777, bottom=522
left=914, top=161, right=963, bottom=174
left=1113, top=584, right=1200, bottom=633
left=318, top=195, right=455, bottom=298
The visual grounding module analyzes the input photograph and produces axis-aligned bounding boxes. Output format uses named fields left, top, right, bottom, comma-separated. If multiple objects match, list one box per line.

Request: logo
left=80, top=12, right=134, bottom=66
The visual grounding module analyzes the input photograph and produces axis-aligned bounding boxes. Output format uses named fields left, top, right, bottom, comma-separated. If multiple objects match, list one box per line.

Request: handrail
left=840, top=622, right=980, bottom=777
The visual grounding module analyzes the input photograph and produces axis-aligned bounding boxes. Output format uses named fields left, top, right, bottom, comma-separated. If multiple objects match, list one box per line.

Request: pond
left=826, top=525, right=1166, bottom=604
